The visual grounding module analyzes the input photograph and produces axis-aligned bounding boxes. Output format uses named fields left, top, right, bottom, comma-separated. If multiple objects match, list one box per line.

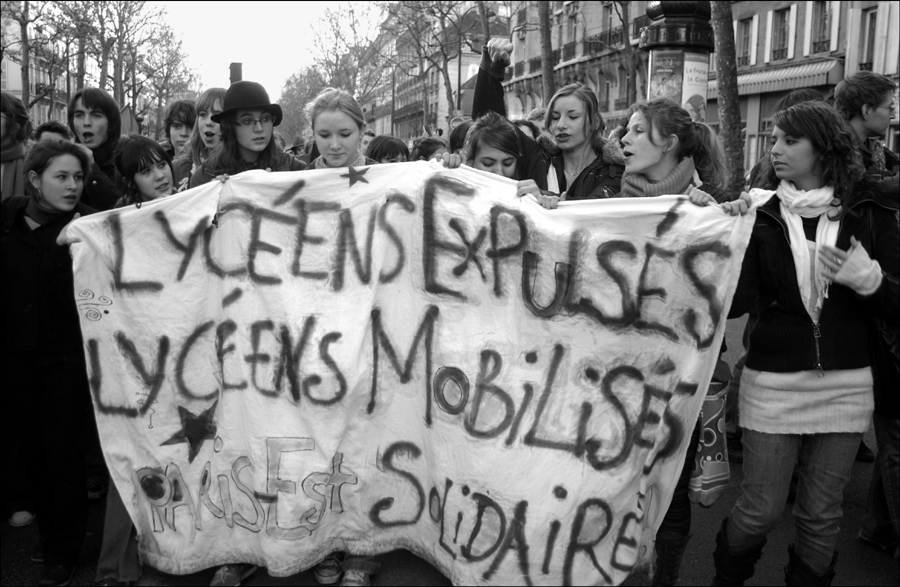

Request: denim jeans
left=727, top=429, right=860, bottom=574
left=861, top=415, right=900, bottom=542
left=95, top=481, right=140, bottom=582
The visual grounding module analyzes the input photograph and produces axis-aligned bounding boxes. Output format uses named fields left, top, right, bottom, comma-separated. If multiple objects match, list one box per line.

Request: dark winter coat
left=190, top=149, right=306, bottom=188
left=1, top=195, right=95, bottom=353
left=729, top=185, right=899, bottom=397
left=471, top=48, right=625, bottom=199
left=79, top=141, right=123, bottom=212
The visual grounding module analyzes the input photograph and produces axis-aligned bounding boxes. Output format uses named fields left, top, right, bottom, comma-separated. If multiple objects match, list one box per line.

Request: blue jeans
left=727, top=429, right=860, bottom=573
left=861, top=415, right=900, bottom=542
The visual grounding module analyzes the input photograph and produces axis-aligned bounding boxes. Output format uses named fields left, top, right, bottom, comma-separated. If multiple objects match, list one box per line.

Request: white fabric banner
left=69, top=162, right=754, bottom=585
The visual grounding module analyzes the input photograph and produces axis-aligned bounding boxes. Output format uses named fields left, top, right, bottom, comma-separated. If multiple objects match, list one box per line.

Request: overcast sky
left=157, top=1, right=344, bottom=102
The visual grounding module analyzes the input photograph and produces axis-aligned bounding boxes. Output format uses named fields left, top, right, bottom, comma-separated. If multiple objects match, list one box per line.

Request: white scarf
left=776, top=180, right=840, bottom=314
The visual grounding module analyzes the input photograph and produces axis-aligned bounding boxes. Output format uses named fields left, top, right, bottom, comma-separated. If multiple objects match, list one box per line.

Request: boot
left=712, top=518, right=766, bottom=586
left=652, top=529, right=691, bottom=585
left=784, top=543, right=836, bottom=586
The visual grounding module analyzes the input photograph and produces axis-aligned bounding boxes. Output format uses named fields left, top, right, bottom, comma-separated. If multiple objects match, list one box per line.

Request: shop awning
left=708, top=60, right=843, bottom=99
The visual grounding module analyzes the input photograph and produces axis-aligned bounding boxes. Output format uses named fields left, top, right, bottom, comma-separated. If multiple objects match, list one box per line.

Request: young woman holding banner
left=189, top=81, right=305, bottom=189
left=2, top=140, right=95, bottom=587
left=306, top=87, right=377, bottom=170
left=694, top=101, right=898, bottom=585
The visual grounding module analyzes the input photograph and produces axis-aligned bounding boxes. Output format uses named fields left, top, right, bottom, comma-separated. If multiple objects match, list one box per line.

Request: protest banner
left=68, top=162, right=755, bottom=585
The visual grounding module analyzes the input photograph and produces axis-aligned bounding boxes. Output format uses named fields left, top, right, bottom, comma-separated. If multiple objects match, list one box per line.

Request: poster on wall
left=648, top=50, right=710, bottom=122
left=647, top=50, right=684, bottom=104
left=681, top=52, right=710, bottom=122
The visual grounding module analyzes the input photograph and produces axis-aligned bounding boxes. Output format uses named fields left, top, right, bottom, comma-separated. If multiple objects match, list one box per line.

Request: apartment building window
left=859, top=8, right=877, bottom=71
left=602, top=4, right=613, bottom=31
left=772, top=9, right=789, bottom=60
left=812, top=1, right=831, bottom=53
left=0, top=60, right=6, bottom=90
left=567, top=14, right=576, bottom=44
left=737, top=18, right=752, bottom=66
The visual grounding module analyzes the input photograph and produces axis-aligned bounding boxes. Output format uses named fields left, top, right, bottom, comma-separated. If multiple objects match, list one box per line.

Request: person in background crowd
left=90, top=134, right=179, bottom=587
left=361, top=129, right=376, bottom=155
left=173, top=87, right=225, bottom=189
left=33, top=121, right=74, bottom=144
left=449, top=120, right=473, bottom=155
left=287, top=136, right=305, bottom=158
left=190, top=81, right=304, bottom=189
left=68, top=87, right=123, bottom=211
left=511, top=118, right=540, bottom=141
left=366, top=135, right=409, bottom=164
left=304, top=85, right=378, bottom=587
left=2, top=140, right=95, bottom=587
left=460, top=111, right=522, bottom=179
left=1, top=91, right=31, bottom=201
left=835, top=71, right=899, bottom=180
left=473, top=39, right=623, bottom=200
left=835, top=70, right=900, bottom=558
left=161, top=99, right=196, bottom=160
left=411, top=136, right=448, bottom=161
left=700, top=101, right=898, bottom=587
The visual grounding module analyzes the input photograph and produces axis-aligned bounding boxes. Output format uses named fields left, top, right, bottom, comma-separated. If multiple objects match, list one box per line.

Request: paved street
left=3, top=318, right=898, bottom=586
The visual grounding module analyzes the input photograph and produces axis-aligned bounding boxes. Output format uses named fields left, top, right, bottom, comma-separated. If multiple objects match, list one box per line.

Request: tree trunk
left=113, top=35, right=125, bottom=105
left=20, top=1, right=30, bottom=108
left=618, top=1, right=637, bottom=106
left=711, top=1, right=744, bottom=196
left=538, top=1, right=555, bottom=104
left=76, top=36, right=86, bottom=89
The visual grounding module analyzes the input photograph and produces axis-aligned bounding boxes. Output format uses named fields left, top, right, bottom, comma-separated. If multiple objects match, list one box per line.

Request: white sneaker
left=9, top=511, right=35, bottom=527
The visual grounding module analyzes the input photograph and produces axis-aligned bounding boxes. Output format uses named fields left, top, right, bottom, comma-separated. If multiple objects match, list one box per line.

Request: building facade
left=708, top=1, right=900, bottom=169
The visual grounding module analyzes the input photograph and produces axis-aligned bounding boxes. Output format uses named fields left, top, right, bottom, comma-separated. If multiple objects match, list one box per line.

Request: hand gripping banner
left=68, top=162, right=755, bottom=585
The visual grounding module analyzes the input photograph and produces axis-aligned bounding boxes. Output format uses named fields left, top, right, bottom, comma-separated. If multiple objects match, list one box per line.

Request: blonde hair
left=305, top=87, right=365, bottom=131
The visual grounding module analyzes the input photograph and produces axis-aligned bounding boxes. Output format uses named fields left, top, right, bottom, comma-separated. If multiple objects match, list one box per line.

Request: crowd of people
left=1, top=35, right=897, bottom=587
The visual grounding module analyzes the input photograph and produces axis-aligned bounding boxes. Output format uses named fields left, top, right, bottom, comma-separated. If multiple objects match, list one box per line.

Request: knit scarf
left=776, top=180, right=840, bottom=315
left=24, top=197, right=66, bottom=226
left=1, top=141, right=24, bottom=163
left=313, top=151, right=366, bottom=169
left=620, top=157, right=698, bottom=198
left=1, top=142, right=26, bottom=200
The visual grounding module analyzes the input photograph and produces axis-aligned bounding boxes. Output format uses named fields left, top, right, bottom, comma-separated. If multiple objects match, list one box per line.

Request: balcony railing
left=812, top=39, right=830, bottom=53
left=584, top=26, right=624, bottom=54
left=771, top=47, right=787, bottom=60
left=614, top=97, right=629, bottom=111
left=632, top=14, right=651, bottom=38
left=514, top=61, right=525, bottom=76
left=737, top=54, right=749, bottom=67
left=563, top=42, right=576, bottom=61
left=859, top=61, right=873, bottom=71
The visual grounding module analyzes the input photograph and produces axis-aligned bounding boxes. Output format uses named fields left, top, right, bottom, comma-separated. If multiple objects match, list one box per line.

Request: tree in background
left=538, top=0, right=555, bottom=103
left=711, top=1, right=744, bottom=195
left=280, top=66, right=328, bottom=146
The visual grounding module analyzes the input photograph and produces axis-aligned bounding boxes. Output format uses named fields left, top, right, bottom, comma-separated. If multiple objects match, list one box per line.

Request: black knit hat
left=211, top=81, right=283, bottom=126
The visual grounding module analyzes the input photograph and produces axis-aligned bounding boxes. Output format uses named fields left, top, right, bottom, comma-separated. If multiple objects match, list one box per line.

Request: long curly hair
left=765, top=101, right=865, bottom=217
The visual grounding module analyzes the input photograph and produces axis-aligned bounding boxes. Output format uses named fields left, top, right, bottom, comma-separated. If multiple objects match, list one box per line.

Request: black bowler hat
left=211, top=81, right=283, bottom=126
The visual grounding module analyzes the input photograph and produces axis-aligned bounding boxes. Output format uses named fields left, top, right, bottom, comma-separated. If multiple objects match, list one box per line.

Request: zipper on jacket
left=812, top=321, right=824, bottom=377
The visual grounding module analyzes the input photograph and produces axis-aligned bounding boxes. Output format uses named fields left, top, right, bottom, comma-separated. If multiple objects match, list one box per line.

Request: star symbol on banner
left=341, top=165, right=369, bottom=187
left=160, top=400, right=218, bottom=463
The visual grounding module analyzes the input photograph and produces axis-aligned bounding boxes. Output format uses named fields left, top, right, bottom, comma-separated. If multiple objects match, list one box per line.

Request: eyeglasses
left=234, top=114, right=274, bottom=127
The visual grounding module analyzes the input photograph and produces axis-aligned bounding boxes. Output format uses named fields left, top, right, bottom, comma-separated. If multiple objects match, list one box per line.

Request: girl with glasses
left=190, top=81, right=305, bottom=188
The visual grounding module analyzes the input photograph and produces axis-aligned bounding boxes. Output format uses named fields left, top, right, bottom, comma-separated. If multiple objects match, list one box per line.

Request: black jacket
left=729, top=186, right=899, bottom=382
left=471, top=48, right=624, bottom=199
left=190, top=150, right=307, bottom=188
left=1, top=196, right=95, bottom=353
